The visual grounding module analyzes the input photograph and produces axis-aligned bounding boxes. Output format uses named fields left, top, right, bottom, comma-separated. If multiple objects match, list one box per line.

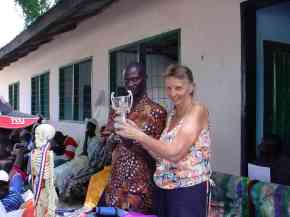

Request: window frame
left=8, top=81, right=20, bottom=111
left=108, top=29, right=181, bottom=93
left=58, top=57, right=93, bottom=123
left=31, top=71, right=50, bottom=119
left=108, top=29, right=181, bottom=112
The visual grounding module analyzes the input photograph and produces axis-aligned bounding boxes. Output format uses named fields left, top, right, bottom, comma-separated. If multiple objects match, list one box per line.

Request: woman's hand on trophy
left=114, top=116, right=143, bottom=141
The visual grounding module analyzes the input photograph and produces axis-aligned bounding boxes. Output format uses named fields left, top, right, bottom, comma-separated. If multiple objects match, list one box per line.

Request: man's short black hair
left=124, top=62, right=146, bottom=77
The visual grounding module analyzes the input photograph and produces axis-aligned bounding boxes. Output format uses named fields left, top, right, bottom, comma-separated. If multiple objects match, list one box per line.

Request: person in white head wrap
left=31, top=124, right=57, bottom=217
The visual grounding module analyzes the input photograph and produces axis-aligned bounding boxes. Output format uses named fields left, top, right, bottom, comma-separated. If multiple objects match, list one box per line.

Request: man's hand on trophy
left=106, top=133, right=124, bottom=146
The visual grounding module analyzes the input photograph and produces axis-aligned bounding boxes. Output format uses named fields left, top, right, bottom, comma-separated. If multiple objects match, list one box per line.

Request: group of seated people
left=0, top=115, right=111, bottom=214
left=0, top=127, right=35, bottom=213
left=53, top=118, right=111, bottom=202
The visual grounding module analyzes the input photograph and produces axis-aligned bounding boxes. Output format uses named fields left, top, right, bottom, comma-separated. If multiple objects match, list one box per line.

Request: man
left=7, top=137, right=28, bottom=196
left=0, top=170, right=24, bottom=212
left=51, top=131, right=79, bottom=167
left=100, top=62, right=167, bottom=213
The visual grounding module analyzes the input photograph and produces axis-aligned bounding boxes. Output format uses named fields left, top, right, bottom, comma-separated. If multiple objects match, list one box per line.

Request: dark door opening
left=241, top=0, right=290, bottom=176
left=264, top=40, right=290, bottom=156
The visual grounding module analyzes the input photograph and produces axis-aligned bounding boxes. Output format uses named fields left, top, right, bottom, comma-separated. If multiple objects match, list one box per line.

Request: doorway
left=264, top=40, right=290, bottom=155
left=241, top=0, right=290, bottom=176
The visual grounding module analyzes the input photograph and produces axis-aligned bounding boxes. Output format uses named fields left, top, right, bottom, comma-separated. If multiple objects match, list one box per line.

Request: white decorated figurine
left=31, top=124, right=57, bottom=217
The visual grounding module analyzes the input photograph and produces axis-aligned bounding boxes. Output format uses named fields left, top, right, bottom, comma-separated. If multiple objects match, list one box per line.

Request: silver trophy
left=111, top=89, right=133, bottom=122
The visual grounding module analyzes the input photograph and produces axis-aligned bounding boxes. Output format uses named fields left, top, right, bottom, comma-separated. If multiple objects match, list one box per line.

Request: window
left=59, top=59, right=92, bottom=121
left=31, top=72, right=50, bottom=118
left=8, top=82, right=19, bottom=111
left=109, top=29, right=180, bottom=111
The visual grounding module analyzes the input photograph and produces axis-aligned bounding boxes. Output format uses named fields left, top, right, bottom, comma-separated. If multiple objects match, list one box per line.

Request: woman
left=114, top=64, right=212, bottom=217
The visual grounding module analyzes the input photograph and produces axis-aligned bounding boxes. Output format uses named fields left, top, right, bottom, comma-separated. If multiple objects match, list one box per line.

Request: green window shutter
left=8, top=82, right=19, bottom=111
left=75, top=59, right=91, bottom=121
left=8, top=85, right=13, bottom=107
left=40, top=72, right=49, bottom=118
left=109, top=53, right=117, bottom=93
left=31, top=76, right=39, bottom=115
left=73, top=64, right=80, bottom=120
left=59, top=59, right=91, bottom=121
left=59, top=65, right=73, bottom=120
left=14, top=83, right=19, bottom=111
left=31, top=72, right=49, bottom=118
left=59, top=69, right=64, bottom=120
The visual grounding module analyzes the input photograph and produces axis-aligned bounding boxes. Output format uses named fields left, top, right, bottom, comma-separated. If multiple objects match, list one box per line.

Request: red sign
left=0, top=115, right=39, bottom=129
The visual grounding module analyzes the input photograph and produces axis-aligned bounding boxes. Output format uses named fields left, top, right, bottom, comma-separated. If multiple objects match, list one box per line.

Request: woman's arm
left=116, top=104, right=208, bottom=163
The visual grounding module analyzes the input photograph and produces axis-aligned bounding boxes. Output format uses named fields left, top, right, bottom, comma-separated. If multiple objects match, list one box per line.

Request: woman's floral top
left=154, top=110, right=212, bottom=189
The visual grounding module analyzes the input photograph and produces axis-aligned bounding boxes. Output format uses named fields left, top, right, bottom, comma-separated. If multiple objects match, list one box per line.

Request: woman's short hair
left=164, top=64, right=196, bottom=95
left=164, top=64, right=195, bottom=84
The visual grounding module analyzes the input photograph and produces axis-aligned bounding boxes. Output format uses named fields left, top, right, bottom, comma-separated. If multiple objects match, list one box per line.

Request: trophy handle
left=110, top=92, right=116, bottom=110
left=128, top=90, right=133, bottom=111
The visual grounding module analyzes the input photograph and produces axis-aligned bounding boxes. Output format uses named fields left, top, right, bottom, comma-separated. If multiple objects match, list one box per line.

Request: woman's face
left=165, top=76, right=193, bottom=106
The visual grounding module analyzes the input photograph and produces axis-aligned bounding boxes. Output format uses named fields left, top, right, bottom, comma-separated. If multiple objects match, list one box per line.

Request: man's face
left=124, top=67, right=145, bottom=97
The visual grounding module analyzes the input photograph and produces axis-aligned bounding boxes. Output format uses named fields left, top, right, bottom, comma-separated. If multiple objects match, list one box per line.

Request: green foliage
left=14, top=0, right=58, bottom=26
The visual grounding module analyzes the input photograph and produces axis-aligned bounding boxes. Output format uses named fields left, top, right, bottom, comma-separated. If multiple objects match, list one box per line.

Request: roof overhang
left=0, top=0, right=116, bottom=71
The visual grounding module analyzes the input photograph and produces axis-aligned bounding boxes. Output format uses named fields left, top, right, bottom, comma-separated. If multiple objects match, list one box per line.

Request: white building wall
left=0, top=0, right=242, bottom=175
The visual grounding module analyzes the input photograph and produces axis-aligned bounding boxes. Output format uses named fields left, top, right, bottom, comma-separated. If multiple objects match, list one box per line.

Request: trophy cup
left=111, top=87, right=133, bottom=122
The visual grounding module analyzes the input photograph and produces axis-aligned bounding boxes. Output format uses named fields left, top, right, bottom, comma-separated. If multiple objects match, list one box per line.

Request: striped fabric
left=1, top=190, right=24, bottom=212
